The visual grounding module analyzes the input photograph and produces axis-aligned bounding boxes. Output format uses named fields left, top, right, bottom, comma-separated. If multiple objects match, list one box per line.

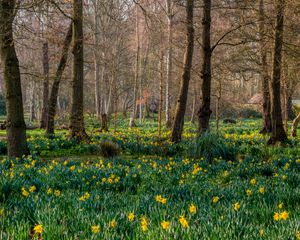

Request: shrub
left=0, top=141, right=7, bottom=155
left=99, top=141, right=121, bottom=158
left=192, top=132, right=237, bottom=162
left=239, top=108, right=262, bottom=118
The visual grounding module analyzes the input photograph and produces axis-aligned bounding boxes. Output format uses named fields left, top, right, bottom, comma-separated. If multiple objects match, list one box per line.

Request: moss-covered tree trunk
left=171, top=0, right=194, bottom=143
left=70, top=0, right=89, bottom=141
left=268, top=0, right=287, bottom=144
left=46, top=23, right=73, bottom=135
left=0, top=0, right=29, bottom=157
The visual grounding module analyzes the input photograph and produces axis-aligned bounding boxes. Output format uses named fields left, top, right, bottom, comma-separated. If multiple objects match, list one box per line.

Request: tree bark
left=129, top=5, right=140, bottom=127
left=198, top=0, right=212, bottom=134
left=0, top=0, right=29, bottom=157
left=165, top=0, right=173, bottom=128
left=70, top=0, right=89, bottom=141
left=94, top=8, right=101, bottom=119
left=291, top=113, right=300, bottom=137
left=29, top=81, right=36, bottom=123
left=259, top=0, right=272, bottom=134
left=158, top=48, right=164, bottom=137
left=40, top=41, right=49, bottom=129
left=46, top=23, right=73, bottom=135
left=171, top=0, right=194, bottom=143
left=268, top=0, right=287, bottom=144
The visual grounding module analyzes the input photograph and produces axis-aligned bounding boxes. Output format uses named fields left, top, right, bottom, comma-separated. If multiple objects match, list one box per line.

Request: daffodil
left=109, top=219, right=117, bottom=228
left=250, top=178, right=256, bottom=185
left=33, top=224, right=43, bottom=234
left=21, top=187, right=29, bottom=198
left=155, top=195, right=167, bottom=204
left=259, top=187, right=265, bottom=194
left=128, top=212, right=135, bottom=222
left=189, top=203, right=197, bottom=214
left=179, top=215, right=189, bottom=228
left=140, top=216, right=148, bottom=232
left=91, top=225, right=100, bottom=234
left=212, top=196, right=220, bottom=203
left=29, top=185, right=36, bottom=193
left=232, top=202, right=240, bottom=211
left=161, top=220, right=170, bottom=230
left=54, top=190, right=61, bottom=197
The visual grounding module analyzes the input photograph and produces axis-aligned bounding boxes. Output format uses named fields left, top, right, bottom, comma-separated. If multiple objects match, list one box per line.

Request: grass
left=0, top=118, right=300, bottom=239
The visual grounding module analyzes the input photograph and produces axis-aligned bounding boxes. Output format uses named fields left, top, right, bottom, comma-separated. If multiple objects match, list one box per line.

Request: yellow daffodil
left=140, top=216, right=148, bottom=232
left=109, top=219, right=117, bottom=228
left=250, top=178, right=256, bottom=185
left=189, top=203, right=197, bottom=214
left=33, top=224, right=43, bottom=234
left=21, top=187, right=29, bottom=198
left=161, top=220, right=170, bottom=230
left=91, top=225, right=100, bottom=234
left=232, top=202, right=240, bottom=211
left=212, top=196, right=220, bottom=203
left=128, top=212, right=135, bottom=222
left=179, top=215, right=189, bottom=228
left=155, top=195, right=167, bottom=204
left=29, top=185, right=36, bottom=193
left=259, top=187, right=265, bottom=194
left=54, top=190, right=61, bottom=197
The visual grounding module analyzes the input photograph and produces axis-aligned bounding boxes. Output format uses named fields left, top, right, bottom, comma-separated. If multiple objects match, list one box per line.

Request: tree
left=70, top=0, right=89, bottom=140
left=46, top=23, right=73, bottom=135
left=259, top=0, right=272, bottom=134
left=129, top=5, right=140, bottom=127
left=171, top=0, right=194, bottom=143
left=0, top=0, right=29, bottom=157
left=268, top=0, right=287, bottom=144
left=291, top=112, right=300, bottom=137
left=40, top=6, right=50, bottom=129
left=165, top=0, right=174, bottom=128
left=198, top=0, right=212, bottom=134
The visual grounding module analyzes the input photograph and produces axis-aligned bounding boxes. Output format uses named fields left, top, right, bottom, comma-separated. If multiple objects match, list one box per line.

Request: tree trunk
left=171, top=0, right=194, bottom=143
left=165, top=0, right=173, bottom=128
left=158, top=48, right=164, bottom=137
left=70, top=0, right=89, bottom=141
left=190, top=94, right=196, bottom=123
left=268, top=0, right=287, bottom=144
left=29, top=81, right=36, bottom=123
left=291, top=113, right=300, bottom=137
left=46, top=23, right=73, bottom=135
left=259, top=0, right=272, bottom=134
left=198, top=0, right=212, bottom=134
left=0, top=0, right=29, bottom=157
left=129, top=5, right=140, bottom=127
left=40, top=41, right=49, bottom=129
left=94, top=9, right=101, bottom=119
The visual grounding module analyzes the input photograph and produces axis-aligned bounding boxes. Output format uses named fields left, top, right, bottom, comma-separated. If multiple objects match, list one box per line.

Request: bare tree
left=46, top=23, right=73, bottom=135
left=171, top=0, right=194, bottom=143
left=268, top=0, right=287, bottom=144
left=0, top=0, right=29, bottom=157
left=198, top=0, right=212, bottom=134
left=259, top=0, right=272, bottom=134
left=70, top=0, right=89, bottom=140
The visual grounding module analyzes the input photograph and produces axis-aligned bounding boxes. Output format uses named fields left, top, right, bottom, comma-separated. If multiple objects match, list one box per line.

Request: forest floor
left=0, top=119, right=300, bottom=239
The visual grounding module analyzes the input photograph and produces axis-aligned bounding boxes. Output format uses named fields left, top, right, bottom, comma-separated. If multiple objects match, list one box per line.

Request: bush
left=239, top=108, right=262, bottom=118
left=192, top=132, right=237, bottom=162
left=99, top=141, right=121, bottom=158
left=0, top=141, right=7, bottom=155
